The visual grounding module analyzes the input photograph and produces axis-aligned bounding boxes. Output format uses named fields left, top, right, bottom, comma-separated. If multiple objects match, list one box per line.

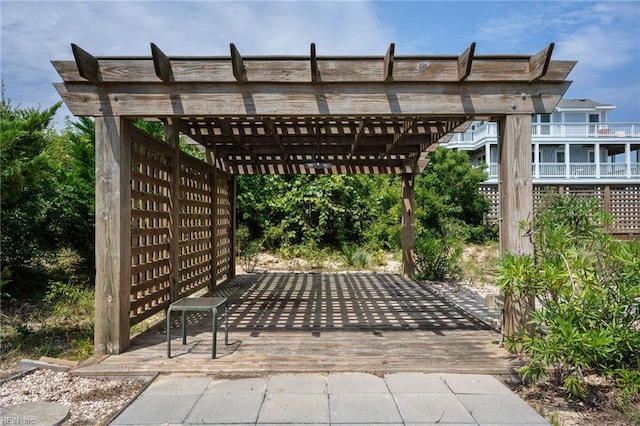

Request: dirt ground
left=513, top=375, right=639, bottom=425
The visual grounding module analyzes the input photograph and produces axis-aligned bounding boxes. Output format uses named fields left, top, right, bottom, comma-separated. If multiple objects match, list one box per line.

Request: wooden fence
left=129, top=127, right=234, bottom=326
left=481, top=183, right=640, bottom=237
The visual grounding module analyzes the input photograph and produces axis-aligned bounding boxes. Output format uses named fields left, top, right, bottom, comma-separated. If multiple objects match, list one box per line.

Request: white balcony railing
left=538, top=163, right=565, bottom=177
left=484, top=162, right=640, bottom=179
left=448, top=122, right=640, bottom=145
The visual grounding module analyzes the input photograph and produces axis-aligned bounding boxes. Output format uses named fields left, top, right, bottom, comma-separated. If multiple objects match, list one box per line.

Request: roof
left=557, top=99, right=615, bottom=110
left=52, top=42, right=576, bottom=175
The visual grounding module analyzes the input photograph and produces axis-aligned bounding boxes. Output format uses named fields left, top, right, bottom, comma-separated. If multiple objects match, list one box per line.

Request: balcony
left=484, top=162, right=640, bottom=180
left=448, top=122, right=640, bottom=146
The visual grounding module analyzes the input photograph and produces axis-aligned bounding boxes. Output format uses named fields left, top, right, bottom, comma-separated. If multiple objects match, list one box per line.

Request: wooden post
left=498, top=115, right=535, bottom=341
left=401, top=173, right=416, bottom=278
left=229, top=174, right=237, bottom=278
left=94, top=116, right=131, bottom=355
left=206, top=147, right=217, bottom=292
left=164, top=120, right=181, bottom=303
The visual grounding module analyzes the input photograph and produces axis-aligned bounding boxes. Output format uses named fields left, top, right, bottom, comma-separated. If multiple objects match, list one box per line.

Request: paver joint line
left=111, top=372, right=549, bottom=425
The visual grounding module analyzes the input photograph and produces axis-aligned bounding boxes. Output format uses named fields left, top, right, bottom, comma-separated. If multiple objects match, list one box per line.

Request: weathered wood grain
left=74, top=273, right=520, bottom=377
left=529, top=43, right=554, bottom=82
left=94, top=116, right=131, bottom=354
left=498, top=115, right=535, bottom=340
left=151, top=43, right=173, bottom=83
left=401, top=174, right=416, bottom=278
left=53, top=81, right=570, bottom=117
left=457, top=42, right=475, bottom=82
left=71, top=44, right=100, bottom=83
left=51, top=54, right=575, bottom=83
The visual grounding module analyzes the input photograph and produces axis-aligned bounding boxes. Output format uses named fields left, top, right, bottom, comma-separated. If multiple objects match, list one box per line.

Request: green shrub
left=415, top=220, right=466, bottom=281
left=352, top=248, right=373, bottom=269
left=497, top=195, right=640, bottom=401
left=237, top=225, right=262, bottom=273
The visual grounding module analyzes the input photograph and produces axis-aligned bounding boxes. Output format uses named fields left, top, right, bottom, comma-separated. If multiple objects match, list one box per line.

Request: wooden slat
left=529, top=43, right=554, bottom=82
left=75, top=273, right=521, bottom=377
left=457, top=42, right=475, bottom=82
left=310, top=43, right=319, bottom=83
left=383, top=43, right=395, bottom=83
left=54, top=81, right=571, bottom=117
left=52, top=55, right=575, bottom=84
left=230, top=43, right=246, bottom=82
left=71, top=44, right=101, bottom=83
left=151, top=43, right=173, bottom=83
left=129, top=286, right=170, bottom=312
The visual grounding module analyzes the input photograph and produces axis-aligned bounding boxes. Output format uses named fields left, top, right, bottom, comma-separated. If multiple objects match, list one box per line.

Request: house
left=442, top=99, right=640, bottom=236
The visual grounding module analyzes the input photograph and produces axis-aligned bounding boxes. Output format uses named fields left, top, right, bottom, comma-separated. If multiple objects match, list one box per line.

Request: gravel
left=0, top=369, right=146, bottom=425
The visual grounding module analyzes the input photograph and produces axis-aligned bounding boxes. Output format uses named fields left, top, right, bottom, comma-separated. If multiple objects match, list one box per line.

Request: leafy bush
left=497, top=195, right=640, bottom=401
left=236, top=225, right=262, bottom=273
left=415, top=220, right=466, bottom=281
left=415, top=148, right=491, bottom=235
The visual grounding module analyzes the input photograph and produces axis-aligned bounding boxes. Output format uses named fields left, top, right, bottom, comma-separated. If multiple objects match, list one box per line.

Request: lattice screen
left=481, top=183, right=639, bottom=236
left=129, top=128, right=173, bottom=324
left=178, top=154, right=214, bottom=298
left=215, top=172, right=233, bottom=280
left=128, top=128, right=235, bottom=326
left=609, top=185, right=640, bottom=234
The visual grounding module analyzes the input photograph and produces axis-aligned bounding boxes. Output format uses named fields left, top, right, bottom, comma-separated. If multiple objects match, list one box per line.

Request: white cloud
left=1, top=1, right=391, bottom=126
left=1, top=1, right=637, bottom=124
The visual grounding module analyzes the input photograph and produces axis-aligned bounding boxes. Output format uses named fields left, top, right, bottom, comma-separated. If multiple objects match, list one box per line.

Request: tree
left=413, top=147, right=492, bottom=279
left=415, top=147, right=490, bottom=234
left=1, top=96, right=62, bottom=266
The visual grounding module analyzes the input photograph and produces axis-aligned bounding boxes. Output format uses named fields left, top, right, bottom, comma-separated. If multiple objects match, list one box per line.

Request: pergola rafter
left=52, top=41, right=576, bottom=355
left=53, top=41, right=573, bottom=175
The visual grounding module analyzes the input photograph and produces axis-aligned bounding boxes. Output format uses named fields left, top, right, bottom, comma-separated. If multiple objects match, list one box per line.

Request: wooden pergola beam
left=384, top=43, right=395, bottom=83
left=310, top=43, right=319, bottom=83
left=349, top=120, right=367, bottom=159
left=71, top=43, right=101, bottom=83
left=457, top=42, right=475, bottom=82
left=262, top=118, right=293, bottom=173
left=529, top=43, right=555, bottom=82
left=382, top=118, right=416, bottom=158
left=230, top=43, right=246, bottom=82
left=151, top=43, right=173, bottom=83
left=54, top=81, right=571, bottom=117
left=52, top=44, right=575, bottom=84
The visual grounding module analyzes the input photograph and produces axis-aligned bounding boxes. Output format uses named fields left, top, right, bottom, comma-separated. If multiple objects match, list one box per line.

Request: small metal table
left=167, top=297, right=229, bottom=359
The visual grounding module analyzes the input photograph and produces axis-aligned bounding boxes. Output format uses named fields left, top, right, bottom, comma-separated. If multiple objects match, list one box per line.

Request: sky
left=1, top=0, right=639, bottom=127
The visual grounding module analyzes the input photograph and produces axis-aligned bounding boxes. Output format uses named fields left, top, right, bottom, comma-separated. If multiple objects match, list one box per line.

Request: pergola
left=52, top=42, right=575, bottom=354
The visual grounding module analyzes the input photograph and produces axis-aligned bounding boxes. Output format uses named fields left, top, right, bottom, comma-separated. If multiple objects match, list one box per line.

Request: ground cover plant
left=497, top=195, right=640, bottom=420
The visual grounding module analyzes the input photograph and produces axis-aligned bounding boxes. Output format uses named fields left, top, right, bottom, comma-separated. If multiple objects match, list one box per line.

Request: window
left=588, top=150, right=595, bottom=163
left=556, top=151, right=565, bottom=163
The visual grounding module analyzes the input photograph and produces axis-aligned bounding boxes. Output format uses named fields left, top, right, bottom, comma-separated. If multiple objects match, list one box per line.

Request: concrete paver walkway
left=111, top=372, right=548, bottom=425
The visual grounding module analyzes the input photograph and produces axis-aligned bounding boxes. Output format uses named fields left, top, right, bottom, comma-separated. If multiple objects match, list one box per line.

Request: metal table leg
left=224, top=302, right=229, bottom=346
left=181, top=310, right=187, bottom=345
left=212, top=307, right=218, bottom=359
left=167, top=307, right=172, bottom=358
